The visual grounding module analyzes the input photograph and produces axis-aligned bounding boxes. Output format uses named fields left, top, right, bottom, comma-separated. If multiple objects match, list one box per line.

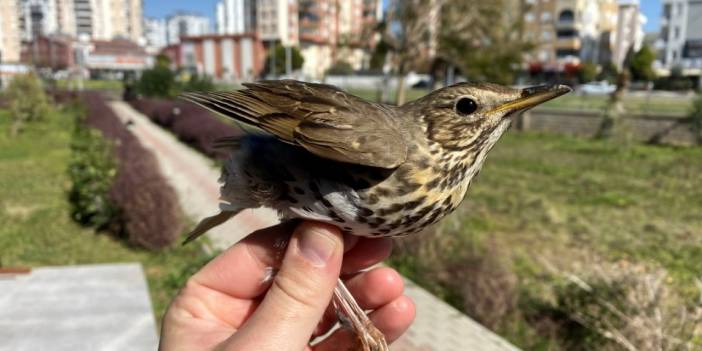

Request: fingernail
left=298, top=227, right=338, bottom=266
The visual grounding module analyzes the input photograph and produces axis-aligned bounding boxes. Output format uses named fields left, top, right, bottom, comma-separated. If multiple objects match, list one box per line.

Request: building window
left=558, top=9, right=574, bottom=23
left=542, top=30, right=552, bottom=40
left=675, top=26, right=680, bottom=40
left=525, top=12, right=534, bottom=22
left=541, top=12, right=552, bottom=22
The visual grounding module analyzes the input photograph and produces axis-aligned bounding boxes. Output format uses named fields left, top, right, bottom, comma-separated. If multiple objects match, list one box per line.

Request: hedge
left=78, top=92, right=184, bottom=249
left=128, top=97, right=242, bottom=160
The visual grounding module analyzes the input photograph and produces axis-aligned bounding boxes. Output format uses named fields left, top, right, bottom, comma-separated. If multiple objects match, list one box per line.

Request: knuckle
left=271, top=272, right=321, bottom=309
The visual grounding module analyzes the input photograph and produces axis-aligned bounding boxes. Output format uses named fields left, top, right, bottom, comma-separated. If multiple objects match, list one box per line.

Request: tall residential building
left=613, top=0, right=646, bottom=70
left=216, top=0, right=257, bottom=34
left=659, top=0, right=702, bottom=70
left=298, top=0, right=338, bottom=45
left=166, top=13, right=212, bottom=45
left=524, top=0, right=619, bottom=66
left=16, top=0, right=142, bottom=42
left=257, top=0, right=298, bottom=46
left=0, top=0, right=21, bottom=62
left=144, top=17, right=167, bottom=51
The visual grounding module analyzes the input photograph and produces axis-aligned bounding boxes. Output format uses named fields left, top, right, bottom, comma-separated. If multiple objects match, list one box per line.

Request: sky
left=144, top=0, right=663, bottom=33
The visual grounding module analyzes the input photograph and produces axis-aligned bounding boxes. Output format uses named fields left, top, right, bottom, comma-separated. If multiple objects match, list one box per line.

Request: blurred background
left=1, top=0, right=701, bottom=350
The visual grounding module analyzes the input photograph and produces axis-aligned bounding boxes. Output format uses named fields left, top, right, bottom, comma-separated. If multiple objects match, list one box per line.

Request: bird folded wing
left=181, top=80, right=407, bottom=169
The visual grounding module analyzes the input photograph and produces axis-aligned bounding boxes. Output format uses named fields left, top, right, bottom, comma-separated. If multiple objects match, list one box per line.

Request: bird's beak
left=493, top=85, right=572, bottom=116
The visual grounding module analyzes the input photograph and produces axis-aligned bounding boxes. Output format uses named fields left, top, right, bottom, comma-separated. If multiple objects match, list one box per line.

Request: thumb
left=227, top=221, right=344, bottom=350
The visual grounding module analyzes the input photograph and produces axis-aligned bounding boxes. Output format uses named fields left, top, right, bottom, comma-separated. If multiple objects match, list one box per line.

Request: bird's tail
left=182, top=210, right=239, bottom=245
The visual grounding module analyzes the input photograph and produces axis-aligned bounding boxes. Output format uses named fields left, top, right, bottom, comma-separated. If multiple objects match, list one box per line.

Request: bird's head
left=406, top=83, right=571, bottom=152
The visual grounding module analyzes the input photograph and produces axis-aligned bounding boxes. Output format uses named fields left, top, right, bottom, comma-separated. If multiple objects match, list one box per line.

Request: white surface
left=0, top=263, right=158, bottom=351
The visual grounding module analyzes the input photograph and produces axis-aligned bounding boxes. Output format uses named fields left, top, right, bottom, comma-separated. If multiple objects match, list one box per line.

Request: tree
left=264, top=44, right=304, bottom=77
left=382, top=0, right=445, bottom=105
left=326, top=61, right=355, bottom=75
left=628, top=44, right=656, bottom=82
left=437, top=0, right=532, bottom=86
left=136, top=54, right=178, bottom=98
left=578, top=63, right=598, bottom=84
left=4, top=73, right=51, bottom=135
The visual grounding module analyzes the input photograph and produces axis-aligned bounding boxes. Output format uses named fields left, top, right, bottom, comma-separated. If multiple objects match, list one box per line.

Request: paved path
left=111, top=101, right=520, bottom=351
left=0, top=263, right=158, bottom=351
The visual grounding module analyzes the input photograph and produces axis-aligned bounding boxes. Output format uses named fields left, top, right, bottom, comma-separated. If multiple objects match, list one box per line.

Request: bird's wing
left=181, top=80, right=407, bottom=168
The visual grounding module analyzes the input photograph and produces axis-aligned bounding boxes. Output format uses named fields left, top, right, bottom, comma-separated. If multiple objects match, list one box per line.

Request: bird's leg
left=333, top=278, right=388, bottom=351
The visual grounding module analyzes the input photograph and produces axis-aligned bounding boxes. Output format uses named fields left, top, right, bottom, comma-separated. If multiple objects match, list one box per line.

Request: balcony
left=556, top=37, right=581, bottom=50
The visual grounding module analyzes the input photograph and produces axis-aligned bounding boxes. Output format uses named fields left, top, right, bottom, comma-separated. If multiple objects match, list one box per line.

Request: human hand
left=159, top=221, right=415, bottom=350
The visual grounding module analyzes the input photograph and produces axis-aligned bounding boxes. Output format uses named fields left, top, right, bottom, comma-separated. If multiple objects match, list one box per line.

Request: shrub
left=326, top=61, right=355, bottom=76
left=136, top=65, right=178, bottom=98
left=391, top=230, right=517, bottom=330
left=4, top=73, right=51, bottom=135
left=549, top=263, right=702, bottom=351
left=79, top=92, right=184, bottom=249
left=183, top=73, right=215, bottom=92
left=128, top=98, right=243, bottom=160
left=68, top=119, right=118, bottom=229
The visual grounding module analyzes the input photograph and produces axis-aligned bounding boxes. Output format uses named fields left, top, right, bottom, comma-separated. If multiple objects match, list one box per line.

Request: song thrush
left=181, top=80, right=571, bottom=350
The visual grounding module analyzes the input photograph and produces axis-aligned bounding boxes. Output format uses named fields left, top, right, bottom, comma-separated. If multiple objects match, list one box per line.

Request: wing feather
left=180, top=80, right=407, bottom=168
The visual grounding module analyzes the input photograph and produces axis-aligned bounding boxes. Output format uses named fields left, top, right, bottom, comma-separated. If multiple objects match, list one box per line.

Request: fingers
left=313, top=267, right=404, bottom=337
left=221, top=222, right=345, bottom=350
left=313, top=295, right=416, bottom=350
left=190, top=221, right=299, bottom=299
left=341, top=237, right=393, bottom=274
left=189, top=220, right=387, bottom=301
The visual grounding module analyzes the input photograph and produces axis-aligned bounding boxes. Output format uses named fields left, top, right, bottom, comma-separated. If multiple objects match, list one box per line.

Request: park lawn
left=0, top=108, right=213, bottom=321
left=55, top=79, right=124, bottom=91
left=539, top=93, right=693, bottom=116
left=390, top=131, right=702, bottom=348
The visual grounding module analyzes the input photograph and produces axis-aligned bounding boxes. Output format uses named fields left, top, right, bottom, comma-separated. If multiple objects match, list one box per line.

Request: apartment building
left=524, top=0, right=619, bottom=66
left=169, top=33, right=265, bottom=81
left=257, top=0, right=299, bottom=46
left=16, top=0, right=142, bottom=42
left=297, top=0, right=381, bottom=78
left=166, top=13, right=212, bottom=45
left=0, top=1, right=22, bottom=63
left=659, top=0, right=702, bottom=71
left=216, top=0, right=257, bottom=34
left=144, top=17, right=167, bottom=51
left=613, top=0, right=645, bottom=70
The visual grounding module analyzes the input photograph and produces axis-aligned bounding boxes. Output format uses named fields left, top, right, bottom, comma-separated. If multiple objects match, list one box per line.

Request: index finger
left=190, top=220, right=299, bottom=299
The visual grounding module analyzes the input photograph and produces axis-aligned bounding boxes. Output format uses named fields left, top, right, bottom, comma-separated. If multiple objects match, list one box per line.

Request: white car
left=579, top=81, right=616, bottom=95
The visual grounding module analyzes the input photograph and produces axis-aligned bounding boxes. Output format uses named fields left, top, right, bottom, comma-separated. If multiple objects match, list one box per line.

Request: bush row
left=73, top=92, right=184, bottom=249
left=128, top=97, right=242, bottom=160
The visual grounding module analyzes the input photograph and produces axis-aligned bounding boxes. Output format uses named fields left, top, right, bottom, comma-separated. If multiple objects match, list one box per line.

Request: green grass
left=55, top=79, right=124, bottom=91
left=390, top=132, right=702, bottom=349
left=539, top=93, right=693, bottom=117
left=465, top=133, right=701, bottom=281
left=0, top=107, right=213, bottom=322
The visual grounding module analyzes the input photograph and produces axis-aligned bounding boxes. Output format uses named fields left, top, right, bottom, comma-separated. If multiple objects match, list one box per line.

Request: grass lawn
left=55, top=79, right=124, bottom=91
left=390, top=132, right=702, bottom=348
left=0, top=108, right=212, bottom=322
left=539, top=93, right=694, bottom=117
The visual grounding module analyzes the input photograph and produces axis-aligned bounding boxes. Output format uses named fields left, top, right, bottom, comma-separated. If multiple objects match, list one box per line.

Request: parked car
left=579, top=81, right=616, bottom=95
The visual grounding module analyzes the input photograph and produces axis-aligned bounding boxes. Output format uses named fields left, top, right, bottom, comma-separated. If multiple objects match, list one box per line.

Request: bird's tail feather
left=182, top=210, right=239, bottom=245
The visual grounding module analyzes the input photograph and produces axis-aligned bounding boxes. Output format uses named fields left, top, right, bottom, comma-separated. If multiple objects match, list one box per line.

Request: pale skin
left=159, top=221, right=416, bottom=350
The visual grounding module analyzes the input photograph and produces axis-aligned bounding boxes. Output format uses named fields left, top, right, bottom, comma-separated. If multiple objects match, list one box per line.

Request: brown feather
left=180, top=80, right=408, bottom=169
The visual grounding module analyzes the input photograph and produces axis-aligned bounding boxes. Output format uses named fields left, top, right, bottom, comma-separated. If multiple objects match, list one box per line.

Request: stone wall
left=517, top=109, right=698, bottom=145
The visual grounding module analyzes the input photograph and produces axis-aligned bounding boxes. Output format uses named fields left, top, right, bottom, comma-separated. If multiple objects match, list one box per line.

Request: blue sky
left=144, top=0, right=662, bottom=33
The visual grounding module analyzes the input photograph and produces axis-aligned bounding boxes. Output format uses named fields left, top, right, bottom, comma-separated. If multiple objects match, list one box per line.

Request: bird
left=180, top=80, right=571, bottom=350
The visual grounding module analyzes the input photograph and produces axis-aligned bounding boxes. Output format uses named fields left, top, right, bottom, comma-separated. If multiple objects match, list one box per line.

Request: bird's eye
left=455, top=97, right=478, bottom=116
